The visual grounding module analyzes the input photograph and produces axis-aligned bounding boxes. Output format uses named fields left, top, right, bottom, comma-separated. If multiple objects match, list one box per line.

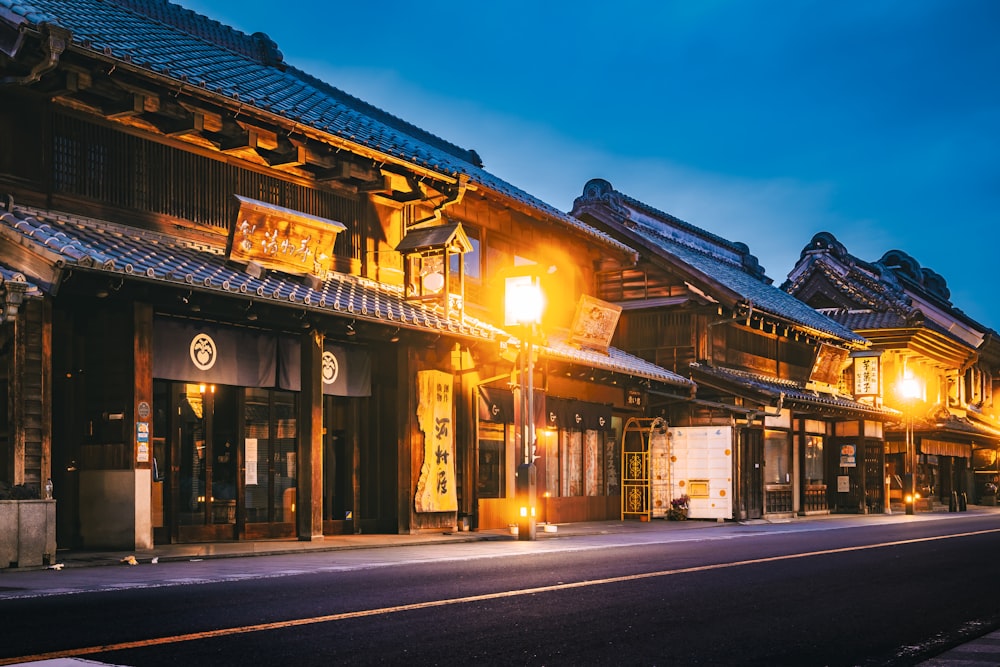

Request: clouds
left=184, top=0, right=1000, bottom=327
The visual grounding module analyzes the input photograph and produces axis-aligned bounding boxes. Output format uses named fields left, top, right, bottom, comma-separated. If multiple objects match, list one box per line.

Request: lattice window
left=49, top=113, right=366, bottom=262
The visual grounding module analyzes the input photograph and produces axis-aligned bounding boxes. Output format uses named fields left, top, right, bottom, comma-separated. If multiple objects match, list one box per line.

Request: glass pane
left=584, top=430, right=599, bottom=496
left=805, top=435, right=824, bottom=484
left=244, top=388, right=271, bottom=523
left=539, top=428, right=558, bottom=498
left=209, top=386, right=237, bottom=525
left=178, top=384, right=206, bottom=525
left=562, top=431, right=583, bottom=497
left=273, top=392, right=297, bottom=523
left=764, top=430, right=790, bottom=485
left=477, top=422, right=505, bottom=499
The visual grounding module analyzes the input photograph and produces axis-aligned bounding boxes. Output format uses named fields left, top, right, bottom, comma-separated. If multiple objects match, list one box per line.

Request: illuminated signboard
left=228, top=195, right=346, bottom=276
left=568, top=294, right=622, bottom=353
left=853, top=355, right=880, bottom=397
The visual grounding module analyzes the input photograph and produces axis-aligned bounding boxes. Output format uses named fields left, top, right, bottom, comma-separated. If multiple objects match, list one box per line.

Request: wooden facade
left=784, top=232, right=1000, bottom=508
left=573, top=179, right=892, bottom=520
left=0, top=1, right=695, bottom=550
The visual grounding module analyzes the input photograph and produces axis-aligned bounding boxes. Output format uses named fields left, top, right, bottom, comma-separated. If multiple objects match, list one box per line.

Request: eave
left=858, top=326, right=977, bottom=370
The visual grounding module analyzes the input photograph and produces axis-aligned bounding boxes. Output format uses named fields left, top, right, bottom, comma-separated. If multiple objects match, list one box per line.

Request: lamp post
left=899, top=377, right=921, bottom=515
left=505, top=274, right=544, bottom=541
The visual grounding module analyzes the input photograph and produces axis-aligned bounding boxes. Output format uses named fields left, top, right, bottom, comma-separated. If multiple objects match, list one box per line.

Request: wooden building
left=0, top=0, right=692, bottom=551
left=572, top=180, right=893, bottom=520
left=784, top=232, right=1000, bottom=508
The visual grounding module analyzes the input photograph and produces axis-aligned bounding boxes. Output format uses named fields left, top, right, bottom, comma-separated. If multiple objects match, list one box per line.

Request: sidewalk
left=32, top=515, right=723, bottom=569
left=19, top=503, right=998, bottom=571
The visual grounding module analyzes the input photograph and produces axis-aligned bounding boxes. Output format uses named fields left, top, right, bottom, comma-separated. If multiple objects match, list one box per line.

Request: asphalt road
left=2, top=513, right=999, bottom=666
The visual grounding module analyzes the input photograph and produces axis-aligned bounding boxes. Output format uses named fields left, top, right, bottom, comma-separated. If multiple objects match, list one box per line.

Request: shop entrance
left=153, top=381, right=300, bottom=543
left=153, top=382, right=239, bottom=542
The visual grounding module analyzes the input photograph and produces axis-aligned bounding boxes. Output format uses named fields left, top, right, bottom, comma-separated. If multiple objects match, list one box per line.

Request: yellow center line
left=4, top=527, right=998, bottom=666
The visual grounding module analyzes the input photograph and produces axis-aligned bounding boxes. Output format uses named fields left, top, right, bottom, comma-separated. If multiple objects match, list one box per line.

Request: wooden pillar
left=297, top=328, right=324, bottom=541
left=10, top=298, right=51, bottom=491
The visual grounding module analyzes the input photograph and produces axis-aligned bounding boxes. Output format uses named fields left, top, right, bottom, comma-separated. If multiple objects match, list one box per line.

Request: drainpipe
left=0, top=23, right=70, bottom=86
left=408, top=174, right=470, bottom=227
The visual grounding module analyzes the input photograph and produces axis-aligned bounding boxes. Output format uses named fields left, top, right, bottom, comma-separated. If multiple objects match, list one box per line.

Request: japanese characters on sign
left=415, top=370, right=457, bottom=512
left=227, top=195, right=346, bottom=277
left=853, top=355, right=880, bottom=397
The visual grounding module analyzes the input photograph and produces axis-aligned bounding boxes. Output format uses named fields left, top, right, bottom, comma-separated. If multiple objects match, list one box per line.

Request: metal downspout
left=0, top=23, right=70, bottom=86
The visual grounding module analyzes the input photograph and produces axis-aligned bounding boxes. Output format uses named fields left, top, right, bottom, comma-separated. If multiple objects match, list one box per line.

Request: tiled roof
left=1, top=0, right=633, bottom=257
left=0, top=265, right=43, bottom=297
left=817, top=308, right=910, bottom=330
left=0, top=204, right=692, bottom=385
left=0, top=203, right=498, bottom=340
left=572, top=181, right=867, bottom=346
left=689, top=362, right=894, bottom=418
left=641, top=228, right=867, bottom=344
left=785, top=232, right=994, bottom=339
left=543, top=332, right=695, bottom=390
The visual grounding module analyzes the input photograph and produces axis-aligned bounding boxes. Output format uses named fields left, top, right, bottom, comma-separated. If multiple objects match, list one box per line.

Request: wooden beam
left=103, top=93, right=145, bottom=119
left=296, top=329, right=324, bottom=541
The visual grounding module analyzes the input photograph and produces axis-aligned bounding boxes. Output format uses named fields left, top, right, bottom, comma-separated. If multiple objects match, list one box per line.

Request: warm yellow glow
left=899, top=376, right=921, bottom=400
left=199, top=383, right=206, bottom=394
left=520, top=506, right=528, bottom=517
left=904, top=494, right=912, bottom=504
left=505, top=275, right=545, bottom=326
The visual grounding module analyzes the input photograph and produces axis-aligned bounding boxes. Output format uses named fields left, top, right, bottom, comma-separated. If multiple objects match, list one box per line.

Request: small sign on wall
left=839, top=443, right=857, bottom=468
left=838, top=475, right=850, bottom=493
left=136, top=422, right=150, bottom=463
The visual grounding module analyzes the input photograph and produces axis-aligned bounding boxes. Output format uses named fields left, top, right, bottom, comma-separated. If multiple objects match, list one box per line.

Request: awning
left=152, top=316, right=371, bottom=396
left=921, top=439, right=972, bottom=458
left=0, top=204, right=497, bottom=341
left=540, top=332, right=694, bottom=390
left=689, top=362, right=894, bottom=420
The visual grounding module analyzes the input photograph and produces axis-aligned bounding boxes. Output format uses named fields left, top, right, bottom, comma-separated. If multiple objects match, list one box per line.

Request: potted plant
left=982, top=482, right=997, bottom=506
left=0, top=481, right=57, bottom=569
left=667, top=494, right=690, bottom=521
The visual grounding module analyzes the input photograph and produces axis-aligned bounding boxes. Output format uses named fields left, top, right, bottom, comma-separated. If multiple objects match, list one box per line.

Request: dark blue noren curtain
left=478, top=386, right=513, bottom=423
left=277, top=336, right=371, bottom=397
left=153, top=317, right=277, bottom=387
left=152, top=317, right=370, bottom=396
left=545, top=397, right=613, bottom=432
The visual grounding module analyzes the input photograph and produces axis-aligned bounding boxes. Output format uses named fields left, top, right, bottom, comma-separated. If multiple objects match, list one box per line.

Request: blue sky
left=182, top=0, right=1000, bottom=328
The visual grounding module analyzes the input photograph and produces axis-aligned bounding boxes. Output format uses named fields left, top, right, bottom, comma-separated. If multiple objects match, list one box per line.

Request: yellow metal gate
left=621, top=417, right=670, bottom=520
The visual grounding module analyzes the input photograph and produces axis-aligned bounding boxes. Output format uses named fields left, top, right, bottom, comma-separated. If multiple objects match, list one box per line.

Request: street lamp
left=505, top=274, right=544, bottom=541
left=899, top=376, right=922, bottom=515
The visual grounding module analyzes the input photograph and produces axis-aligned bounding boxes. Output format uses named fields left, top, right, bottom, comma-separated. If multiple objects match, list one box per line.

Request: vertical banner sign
left=415, top=370, right=457, bottom=512
left=853, top=356, right=880, bottom=397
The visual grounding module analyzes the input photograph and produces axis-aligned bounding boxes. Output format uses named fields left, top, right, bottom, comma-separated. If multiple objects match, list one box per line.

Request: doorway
left=158, top=382, right=238, bottom=542
left=153, top=380, right=305, bottom=543
left=742, top=428, right=764, bottom=520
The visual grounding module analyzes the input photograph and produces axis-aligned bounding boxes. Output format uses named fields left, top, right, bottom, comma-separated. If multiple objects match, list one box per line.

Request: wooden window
left=48, top=113, right=365, bottom=262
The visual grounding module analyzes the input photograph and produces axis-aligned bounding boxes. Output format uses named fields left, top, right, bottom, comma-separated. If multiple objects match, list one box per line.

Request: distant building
left=573, top=180, right=892, bottom=519
left=784, top=232, right=1000, bottom=508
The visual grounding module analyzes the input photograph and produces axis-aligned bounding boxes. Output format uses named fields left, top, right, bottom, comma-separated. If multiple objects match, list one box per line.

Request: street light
left=899, top=376, right=922, bottom=515
left=505, top=273, right=544, bottom=541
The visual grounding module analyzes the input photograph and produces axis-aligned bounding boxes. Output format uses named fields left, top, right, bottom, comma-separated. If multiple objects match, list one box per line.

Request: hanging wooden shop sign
left=227, top=195, right=346, bottom=277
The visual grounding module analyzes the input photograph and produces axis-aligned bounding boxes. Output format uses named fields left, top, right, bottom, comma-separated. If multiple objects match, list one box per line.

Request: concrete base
left=79, top=469, right=152, bottom=550
left=0, top=499, right=56, bottom=568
